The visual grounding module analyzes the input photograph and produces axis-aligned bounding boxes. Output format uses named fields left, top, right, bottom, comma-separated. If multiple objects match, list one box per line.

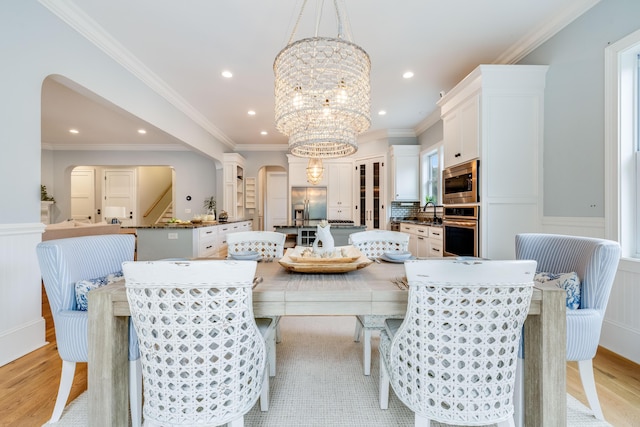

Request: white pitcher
left=312, top=222, right=335, bottom=255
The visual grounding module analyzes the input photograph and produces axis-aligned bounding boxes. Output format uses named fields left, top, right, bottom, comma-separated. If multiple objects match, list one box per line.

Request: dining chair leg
left=363, top=329, right=372, bottom=375
left=379, top=356, right=390, bottom=409
left=497, top=418, right=516, bottom=427
left=129, top=359, right=142, bottom=427
left=49, top=360, right=76, bottom=423
left=579, top=359, right=605, bottom=420
left=415, top=414, right=432, bottom=426
left=513, top=357, right=524, bottom=427
left=260, top=367, right=269, bottom=412
left=354, top=318, right=362, bottom=342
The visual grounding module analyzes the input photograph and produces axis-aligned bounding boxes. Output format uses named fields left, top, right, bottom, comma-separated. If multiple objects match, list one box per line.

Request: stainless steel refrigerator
left=291, top=187, right=327, bottom=221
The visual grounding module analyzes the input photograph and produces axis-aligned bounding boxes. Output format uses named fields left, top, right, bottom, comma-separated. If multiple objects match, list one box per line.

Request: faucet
left=423, top=201, right=438, bottom=223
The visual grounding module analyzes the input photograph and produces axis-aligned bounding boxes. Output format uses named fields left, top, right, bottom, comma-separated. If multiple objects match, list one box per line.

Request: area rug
left=46, top=316, right=611, bottom=427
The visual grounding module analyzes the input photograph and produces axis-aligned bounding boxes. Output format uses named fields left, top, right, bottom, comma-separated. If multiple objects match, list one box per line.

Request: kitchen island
left=125, top=219, right=252, bottom=260
left=273, top=221, right=365, bottom=246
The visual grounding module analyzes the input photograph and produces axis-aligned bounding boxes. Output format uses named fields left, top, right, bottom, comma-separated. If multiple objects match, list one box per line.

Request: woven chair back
left=227, top=231, right=286, bottom=260
left=387, top=259, right=536, bottom=425
left=348, top=230, right=409, bottom=258
left=123, top=260, right=265, bottom=426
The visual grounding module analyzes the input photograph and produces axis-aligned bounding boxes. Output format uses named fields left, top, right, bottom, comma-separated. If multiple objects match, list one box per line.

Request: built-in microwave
left=442, top=160, right=479, bottom=205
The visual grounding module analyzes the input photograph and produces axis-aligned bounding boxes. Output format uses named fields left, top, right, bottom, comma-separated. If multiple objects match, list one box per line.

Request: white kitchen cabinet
left=389, top=145, right=420, bottom=201
left=327, top=162, right=353, bottom=220
left=442, top=94, right=479, bottom=168
left=400, top=222, right=443, bottom=258
left=356, top=156, right=386, bottom=230
left=223, top=153, right=245, bottom=221
left=438, top=64, right=548, bottom=259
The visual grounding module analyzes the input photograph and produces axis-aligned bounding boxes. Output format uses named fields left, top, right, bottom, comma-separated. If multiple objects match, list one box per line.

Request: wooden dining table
left=87, top=259, right=566, bottom=427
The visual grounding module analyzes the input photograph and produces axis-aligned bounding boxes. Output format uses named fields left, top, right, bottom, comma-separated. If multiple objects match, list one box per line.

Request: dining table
left=87, top=258, right=566, bottom=427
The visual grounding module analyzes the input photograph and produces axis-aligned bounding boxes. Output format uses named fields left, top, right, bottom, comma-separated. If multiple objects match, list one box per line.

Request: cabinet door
left=357, top=158, right=385, bottom=230
left=443, top=95, right=479, bottom=168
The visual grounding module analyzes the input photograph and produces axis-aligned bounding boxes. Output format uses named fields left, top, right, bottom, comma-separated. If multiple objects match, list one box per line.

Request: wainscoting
left=0, top=223, right=47, bottom=366
left=542, top=216, right=640, bottom=364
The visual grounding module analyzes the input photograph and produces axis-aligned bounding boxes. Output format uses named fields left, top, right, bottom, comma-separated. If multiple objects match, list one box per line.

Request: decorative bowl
left=383, top=251, right=412, bottom=261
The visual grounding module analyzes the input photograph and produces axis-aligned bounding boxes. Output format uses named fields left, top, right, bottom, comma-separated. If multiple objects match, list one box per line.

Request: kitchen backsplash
left=390, top=201, right=443, bottom=221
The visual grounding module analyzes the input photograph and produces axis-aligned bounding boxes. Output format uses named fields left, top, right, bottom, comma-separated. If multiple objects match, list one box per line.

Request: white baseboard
left=600, top=320, right=640, bottom=365
left=0, top=318, right=47, bottom=366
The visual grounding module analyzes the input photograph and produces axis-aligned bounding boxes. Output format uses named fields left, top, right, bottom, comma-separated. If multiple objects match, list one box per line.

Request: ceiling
left=40, top=0, right=600, bottom=153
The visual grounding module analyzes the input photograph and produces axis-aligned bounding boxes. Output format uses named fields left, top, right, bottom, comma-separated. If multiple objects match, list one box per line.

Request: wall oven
left=443, top=205, right=479, bottom=257
left=443, top=160, right=479, bottom=205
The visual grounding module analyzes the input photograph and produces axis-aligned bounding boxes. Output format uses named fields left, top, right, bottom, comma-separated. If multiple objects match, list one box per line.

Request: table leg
left=524, top=288, right=567, bottom=427
left=88, top=291, right=130, bottom=427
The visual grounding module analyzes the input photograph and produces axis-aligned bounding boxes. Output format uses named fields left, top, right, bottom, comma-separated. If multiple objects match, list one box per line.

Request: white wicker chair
left=379, top=259, right=536, bottom=427
left=123, top=260, right=271, bottom=427
left=348, top=230, right=410, bottom=375
left=227, top=230, right=285, bottom=360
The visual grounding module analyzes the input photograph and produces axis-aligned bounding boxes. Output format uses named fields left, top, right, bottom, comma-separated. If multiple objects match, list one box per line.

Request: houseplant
left=203, top=196, right=216, bottom=220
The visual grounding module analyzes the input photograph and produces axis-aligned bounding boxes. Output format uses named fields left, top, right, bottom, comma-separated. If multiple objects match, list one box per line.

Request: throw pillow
left=75, top=271, right=124, bottom=311
left=534, top=271, right=581, bottom=310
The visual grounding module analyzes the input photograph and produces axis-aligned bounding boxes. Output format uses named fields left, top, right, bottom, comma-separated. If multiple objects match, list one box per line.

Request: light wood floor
left=1, top=287, right=639, bottom=427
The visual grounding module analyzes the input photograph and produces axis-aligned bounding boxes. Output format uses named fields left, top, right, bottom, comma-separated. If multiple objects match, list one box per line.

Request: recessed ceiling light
left=248, top=110, right=256, bottom=116
left=378, top=110, right=387, bottom=116
left=221, top=70, right=233, bottom=78
left=402, top=71, right=414, bottom=79
left=138, top=129, right=147, bottom=134
left=260, top=131, right=268, bottom=135
left=69, top=129, right=79, bottom=134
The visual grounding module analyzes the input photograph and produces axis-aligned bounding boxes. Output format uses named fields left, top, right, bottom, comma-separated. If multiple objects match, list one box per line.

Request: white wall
left=0, top=1, right=228, bottom=365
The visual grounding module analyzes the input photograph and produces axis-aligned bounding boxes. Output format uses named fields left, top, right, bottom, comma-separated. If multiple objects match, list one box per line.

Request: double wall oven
left=442, top=160, right=479, bottom=257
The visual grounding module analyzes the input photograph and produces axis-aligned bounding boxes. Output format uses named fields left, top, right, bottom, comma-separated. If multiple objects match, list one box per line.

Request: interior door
left=71, top=168, right=96, bottom=222
left=104, top=168, right=136, bottom=226
left=265, top=172, right=287, bottom=232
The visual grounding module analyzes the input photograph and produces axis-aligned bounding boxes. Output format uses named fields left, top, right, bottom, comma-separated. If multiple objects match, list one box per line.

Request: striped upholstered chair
left=36, top=234, right=141, bottom=425
left=515, top=233, right=621, bottom=421
left=349, top=230, right=410, bottom=375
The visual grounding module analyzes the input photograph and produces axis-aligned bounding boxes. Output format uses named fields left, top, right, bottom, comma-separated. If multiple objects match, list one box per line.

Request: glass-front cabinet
left=356, top=156, right=385, bottom=230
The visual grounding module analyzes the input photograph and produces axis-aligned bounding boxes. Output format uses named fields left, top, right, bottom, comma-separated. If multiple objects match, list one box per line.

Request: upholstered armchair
left=36, top=234, right=141, bottom=425
left=123, top=260, right=270, bottom=426
left=515, top=233, right=621, bottom=421
left=348, top=230, right=410, bottom=375
left=379, top=259, right=535, bottom=426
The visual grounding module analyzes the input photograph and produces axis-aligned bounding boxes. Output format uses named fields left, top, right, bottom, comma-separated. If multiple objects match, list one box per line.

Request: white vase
left=312, top=223, right=335, bottom=254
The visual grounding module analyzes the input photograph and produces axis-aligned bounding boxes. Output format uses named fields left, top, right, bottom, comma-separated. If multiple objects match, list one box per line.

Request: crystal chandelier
left=274, top=0, right=371, bottom=159
left=306, top=158, right=324, bottom=185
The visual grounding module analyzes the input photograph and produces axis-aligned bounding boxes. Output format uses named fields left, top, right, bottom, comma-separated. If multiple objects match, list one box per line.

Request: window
left=420, top=145, right=442, bottom=205
left=605, top=28, right=640, bottom=258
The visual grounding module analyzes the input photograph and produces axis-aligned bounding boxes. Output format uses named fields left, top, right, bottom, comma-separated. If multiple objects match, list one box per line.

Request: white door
left=104, top=169, right=136, bottom=226
left=71, top=168, right=96, bottom=222
left=265, top=172, right=287, bottom=232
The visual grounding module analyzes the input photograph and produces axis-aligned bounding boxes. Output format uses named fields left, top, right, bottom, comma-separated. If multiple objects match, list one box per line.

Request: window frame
left=605, top=28, right=640, bottom=258
left=420, top=143, right=443, bottom=206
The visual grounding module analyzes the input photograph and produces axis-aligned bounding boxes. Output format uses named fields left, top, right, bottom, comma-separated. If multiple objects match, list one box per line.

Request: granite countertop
left=122, top=219, right=250, bottom=229
left=394, top=218, right=443, bottom=228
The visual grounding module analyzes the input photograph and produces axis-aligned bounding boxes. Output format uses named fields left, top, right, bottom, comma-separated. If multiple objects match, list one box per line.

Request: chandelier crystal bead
left=274, top=3, right=371, bottom=159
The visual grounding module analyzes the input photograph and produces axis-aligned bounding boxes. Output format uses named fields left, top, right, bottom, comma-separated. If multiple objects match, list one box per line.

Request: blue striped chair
left=515, top=233, right=621, bottom=421
left=36, top=234, right=142, bottom=426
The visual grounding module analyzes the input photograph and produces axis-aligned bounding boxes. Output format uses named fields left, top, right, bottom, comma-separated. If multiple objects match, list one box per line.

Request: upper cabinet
left=389, top=145, right=420, bottom=201
left=223, top=153, right=245, bottom=221
left=442, top=94, right=479, bottom=168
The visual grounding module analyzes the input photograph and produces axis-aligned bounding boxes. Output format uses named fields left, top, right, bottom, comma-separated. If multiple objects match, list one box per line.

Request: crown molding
left=41, top=142, right=189, bottom=151
left=414, top=110, right=442, bottom=136
left=494, top=0, right=601, bottom=64
left=38, top=0, right=236, bottom=149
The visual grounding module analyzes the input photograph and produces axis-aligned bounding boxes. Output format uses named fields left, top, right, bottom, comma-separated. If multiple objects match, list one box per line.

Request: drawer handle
left=205, top=245, right=213, bottom=249
left=433, top=248, right=440, bottom=252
